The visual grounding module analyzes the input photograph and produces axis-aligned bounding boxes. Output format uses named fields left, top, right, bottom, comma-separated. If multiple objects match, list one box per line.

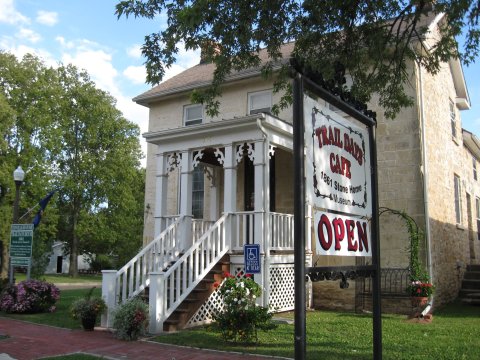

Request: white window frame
left=476, top=197, right=480, bottom=240
left=184, top=104, right=203, bottom=126
left=454, top=174, right=462, bottom=224
left=450, top=99, right=457, bottom=138
left=248, top=90, right=272, bottom=115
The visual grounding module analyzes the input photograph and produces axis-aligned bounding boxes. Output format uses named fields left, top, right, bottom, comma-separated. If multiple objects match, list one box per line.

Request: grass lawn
left=14, top=273, right=102, bottom=284
left=0, top=287, right=102, bottom=330
left=151, top=302, right=480, bottom=360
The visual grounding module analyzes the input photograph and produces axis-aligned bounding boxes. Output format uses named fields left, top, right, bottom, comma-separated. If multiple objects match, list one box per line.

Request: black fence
left=362, top=267, right=410, bottom=296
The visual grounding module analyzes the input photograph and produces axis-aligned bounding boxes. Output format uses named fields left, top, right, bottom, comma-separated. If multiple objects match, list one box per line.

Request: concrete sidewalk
left=0, top=317, right=287, bottom=360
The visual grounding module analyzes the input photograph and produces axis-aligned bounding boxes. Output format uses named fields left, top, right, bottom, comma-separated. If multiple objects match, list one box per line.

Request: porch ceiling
left=143, top=114, right=293, bottom=153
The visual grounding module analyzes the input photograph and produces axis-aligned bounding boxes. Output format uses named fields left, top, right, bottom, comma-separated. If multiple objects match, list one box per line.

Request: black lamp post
left=13, top=166, right=25, bottom=223
left=10, top=166, right=25, bottom=284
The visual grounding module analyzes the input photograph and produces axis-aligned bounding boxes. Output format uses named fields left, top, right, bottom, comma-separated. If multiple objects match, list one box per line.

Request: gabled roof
left=133, top=42, right=295, bottom=105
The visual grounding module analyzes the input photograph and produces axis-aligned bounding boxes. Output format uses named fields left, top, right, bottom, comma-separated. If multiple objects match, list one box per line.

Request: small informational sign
left=244, top=244, right=261, bottom=274
left=10, top=224, right=33, bottom=266
left=304, top=95, right=373, bottom=257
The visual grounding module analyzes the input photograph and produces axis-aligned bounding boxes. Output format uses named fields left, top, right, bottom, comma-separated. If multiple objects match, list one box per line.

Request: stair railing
left=149, top=213, right=229, bottom=333
left=115, top=216, right=182, bottom=303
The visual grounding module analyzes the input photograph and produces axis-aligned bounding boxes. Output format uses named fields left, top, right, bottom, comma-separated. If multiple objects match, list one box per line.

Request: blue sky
left=1, top=0, right=479, bottom=158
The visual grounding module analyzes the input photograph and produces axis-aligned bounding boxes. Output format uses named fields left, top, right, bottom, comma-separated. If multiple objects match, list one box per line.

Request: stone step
left=458, top=288, right=480, bottom=298
left=461, top=279, right=480, bottom=290
left=467, top=264, right=480, bottom=272
left=464, top=271, right=480, bottom=280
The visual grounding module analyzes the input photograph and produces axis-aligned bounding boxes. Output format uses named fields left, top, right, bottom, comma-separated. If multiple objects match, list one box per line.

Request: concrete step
left=467, top=264, right=480, bottom=272
left=464, top=271, right=480, bottom=280
left=461, top=279, right=480, bottom=290
left=458, top=288, right=480, bottom=298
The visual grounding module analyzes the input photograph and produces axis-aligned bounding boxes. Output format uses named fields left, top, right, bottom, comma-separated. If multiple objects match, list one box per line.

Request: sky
left=1, top=0, right=480, bottom=162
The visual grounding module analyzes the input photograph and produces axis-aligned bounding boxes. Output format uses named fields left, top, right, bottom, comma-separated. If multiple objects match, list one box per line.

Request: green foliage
left=112, top=297, right=149, bottom=340
left=213, top=272, right=276, bottom=344
left=0, top=51, right=145, bottom=279
left=0, top=279, right=60, bottom=313
left=116, top=1, right=479, bottom=119
left=70, top=287, right=106, bottom=321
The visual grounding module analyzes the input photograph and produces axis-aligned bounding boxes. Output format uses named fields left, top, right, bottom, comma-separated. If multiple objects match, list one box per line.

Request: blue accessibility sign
left=244, top=244, right=261, bottom=274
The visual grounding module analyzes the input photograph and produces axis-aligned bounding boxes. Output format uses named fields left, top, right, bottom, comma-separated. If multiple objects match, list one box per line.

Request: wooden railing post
left=101, top=270, right=117, bottom=328
left=149, top=271, right=165, bottom=334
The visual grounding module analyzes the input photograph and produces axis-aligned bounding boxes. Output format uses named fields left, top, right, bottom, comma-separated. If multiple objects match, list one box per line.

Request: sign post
left=9, top=224, right=34, bottom=282
left=244, top=244, right=261, bottom=274
left=293, top=69, right=381, bottom=359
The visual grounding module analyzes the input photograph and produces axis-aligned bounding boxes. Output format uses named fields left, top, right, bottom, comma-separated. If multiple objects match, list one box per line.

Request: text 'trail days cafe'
left=305, top=96, right=372, bottom=257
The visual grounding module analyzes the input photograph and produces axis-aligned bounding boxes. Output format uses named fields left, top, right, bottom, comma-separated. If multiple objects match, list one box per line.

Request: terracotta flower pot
left=411, top=296, right=429, bottom=307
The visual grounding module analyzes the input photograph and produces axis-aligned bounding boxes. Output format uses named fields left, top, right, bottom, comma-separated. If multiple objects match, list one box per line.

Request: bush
left=213, top=272, right=276, bottom=344
left=0, top=279, right=60, bottom=313
left=70, top=287, right=106, bottom=321
left=113, top=297, right=149, bottom=340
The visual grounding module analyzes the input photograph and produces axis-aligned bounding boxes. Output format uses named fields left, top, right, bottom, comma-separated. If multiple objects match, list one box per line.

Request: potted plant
left=70, top=287, right=106, bottom=331
left=407, top=280, right=435, bottom=307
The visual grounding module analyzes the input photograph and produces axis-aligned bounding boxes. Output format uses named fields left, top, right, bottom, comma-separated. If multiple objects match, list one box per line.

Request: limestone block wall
left=421, top=60, right=474, bottom=305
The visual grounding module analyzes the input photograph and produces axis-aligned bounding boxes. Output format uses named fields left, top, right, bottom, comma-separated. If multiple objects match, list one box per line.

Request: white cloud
left=36, top=10, right=58, bottom=26
left=126, top=44, right=142, bottom=59
left=123, top=65, right=146, bottom=85
left=62, top=49, right=118, bottom=95
left=17, top=28, right=41, bottom=43
left=0, top=0, right=29, bottom=25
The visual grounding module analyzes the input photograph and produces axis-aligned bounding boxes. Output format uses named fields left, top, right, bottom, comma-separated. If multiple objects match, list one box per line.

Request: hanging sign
left=305, top=96, right=372, bottom=256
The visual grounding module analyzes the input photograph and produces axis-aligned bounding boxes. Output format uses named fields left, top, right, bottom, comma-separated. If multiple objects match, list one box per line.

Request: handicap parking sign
left=244, top=244, right=261, bottom=274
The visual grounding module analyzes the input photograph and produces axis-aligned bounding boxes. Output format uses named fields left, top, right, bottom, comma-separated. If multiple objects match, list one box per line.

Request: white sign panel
left=315, top=212, right=371, bottom=257
left=305, top=95, right=372, bottom=217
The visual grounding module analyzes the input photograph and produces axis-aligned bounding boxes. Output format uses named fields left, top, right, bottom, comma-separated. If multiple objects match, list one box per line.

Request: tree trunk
left=69, top=210, right=79, bottom=277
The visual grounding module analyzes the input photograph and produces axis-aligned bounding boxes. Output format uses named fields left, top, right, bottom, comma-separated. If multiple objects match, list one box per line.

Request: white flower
left=233, top=298, right=238, bottom=302
left=238, top=300, right=242, bottom=304
left=245, top=288, right=250, bottom=296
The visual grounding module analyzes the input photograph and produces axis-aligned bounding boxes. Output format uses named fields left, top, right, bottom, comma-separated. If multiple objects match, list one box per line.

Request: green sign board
left=10, top=224, right=33, bottom=258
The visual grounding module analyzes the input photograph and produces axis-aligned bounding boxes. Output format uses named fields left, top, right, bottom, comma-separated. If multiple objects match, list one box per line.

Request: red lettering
left=315, top=126, right=328, bottom=148
left=345, top=220, right=358, bottom=251
left=357, top=221, right=369, bottom=252
left=332, top=218, right=345, bottom=250
left=318, top=214, right=332, bottom=250
left=329, top=153, right=352, bottom=179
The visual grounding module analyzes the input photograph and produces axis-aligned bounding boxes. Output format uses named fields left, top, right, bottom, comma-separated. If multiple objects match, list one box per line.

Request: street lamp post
left=10, top=166, right=25, bottom=284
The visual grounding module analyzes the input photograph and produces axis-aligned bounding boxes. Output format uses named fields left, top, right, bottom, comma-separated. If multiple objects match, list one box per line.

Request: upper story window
left=450, top=99, right=457, bottom=138
left=248, top=90, right=272, bottom=115
left=454, top=174, right=462, bottom=224
left=184, top=104, right=203, bottom=126
left=474, top=157, right=478, bottom=181
left=476, top=197, right=480, bottom=240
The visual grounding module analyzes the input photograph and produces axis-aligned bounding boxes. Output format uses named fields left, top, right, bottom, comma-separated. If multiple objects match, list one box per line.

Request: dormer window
left=184, top=104, right=203, bottom=126
left=248, top=90, right=272, bottom=115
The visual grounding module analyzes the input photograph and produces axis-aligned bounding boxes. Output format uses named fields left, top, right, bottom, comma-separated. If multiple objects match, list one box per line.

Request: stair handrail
left=115, top=216, right=182, bottom=303
left=158, top=213, right=229, bottom=323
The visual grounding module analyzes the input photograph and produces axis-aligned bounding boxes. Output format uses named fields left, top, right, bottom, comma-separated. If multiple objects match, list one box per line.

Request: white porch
left=102, top=114, right=312, bottom=333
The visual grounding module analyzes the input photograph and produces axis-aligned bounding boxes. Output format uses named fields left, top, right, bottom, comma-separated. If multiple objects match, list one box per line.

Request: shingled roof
left=133, top=42, right=295, bottom=105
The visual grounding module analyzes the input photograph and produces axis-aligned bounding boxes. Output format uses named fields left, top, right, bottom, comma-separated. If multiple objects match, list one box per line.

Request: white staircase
left=101, top=214, right=228, bottom=333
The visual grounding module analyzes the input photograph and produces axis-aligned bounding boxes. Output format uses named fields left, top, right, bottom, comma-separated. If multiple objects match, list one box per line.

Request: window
left=454, top=175, right=462, bottom=224
left=248, top=90, right=272, bottom=114
left=184, top=104, right=203, bottom=126
left=450, top=99, right=457, bottom=138
left=474, top=157, right=477, bottom=181
left=192, top=167, right=204, bottom=219
left=476, top=197, right=480, bottom=240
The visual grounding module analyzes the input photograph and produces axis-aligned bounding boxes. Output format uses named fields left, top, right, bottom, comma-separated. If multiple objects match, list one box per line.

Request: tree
left=0, top=52, right=60, bottom=278
left=116, top=0, right=480, bottom=118
left=51, top=64, right=144, bottom=277
left=0, top=52, right=145, bottom=279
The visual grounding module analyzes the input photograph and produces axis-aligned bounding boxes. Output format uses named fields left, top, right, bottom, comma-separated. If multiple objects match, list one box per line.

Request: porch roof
left=143, top=113, right=293, bottom=153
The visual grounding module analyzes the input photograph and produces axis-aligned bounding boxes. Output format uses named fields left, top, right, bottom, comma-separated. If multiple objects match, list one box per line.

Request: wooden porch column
left=253, top=140, right=268, bottom=306
left=179, top=150, right=193, bottom=250
left=209, top=167, right=219, bottom=221
left=154, top=152, right=168, bottom=237
left=224, top=145, right=237, bottom=247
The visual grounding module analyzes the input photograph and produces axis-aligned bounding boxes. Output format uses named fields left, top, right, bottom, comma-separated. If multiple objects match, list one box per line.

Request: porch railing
left=193, top=219, right=216, bottom=242
left=230, top=211, right=255, bottom=251
left=115, top=217, right=182, bottom=303
left=149, top=213, right=229, bottom=332
left=269, top=212, right=294, bottom=250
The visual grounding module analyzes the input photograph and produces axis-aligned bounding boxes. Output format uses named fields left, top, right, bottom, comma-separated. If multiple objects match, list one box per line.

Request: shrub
left=213, top=272, right=276, bottom=344
left=0, top=279, right=60, bottom=313
left=113, top=297, right=149, bottom=340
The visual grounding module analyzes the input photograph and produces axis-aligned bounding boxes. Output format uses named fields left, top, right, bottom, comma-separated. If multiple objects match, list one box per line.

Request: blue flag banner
left=32, top=190, right=56, bottom=228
